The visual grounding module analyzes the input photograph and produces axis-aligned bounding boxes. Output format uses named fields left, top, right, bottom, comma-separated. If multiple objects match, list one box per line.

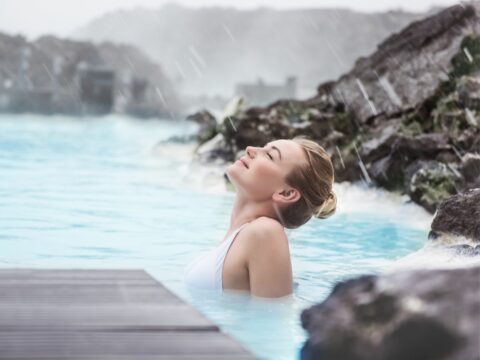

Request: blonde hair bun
left=314, top=190, right=337, bottom=219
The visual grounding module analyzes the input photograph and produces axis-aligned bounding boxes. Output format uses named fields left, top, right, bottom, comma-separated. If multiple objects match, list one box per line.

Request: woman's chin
left=225, top=167, right=237, bottom=182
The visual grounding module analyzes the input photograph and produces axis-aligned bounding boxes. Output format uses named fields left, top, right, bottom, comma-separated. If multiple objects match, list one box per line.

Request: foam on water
left=387, top=240, right=480, bottom=272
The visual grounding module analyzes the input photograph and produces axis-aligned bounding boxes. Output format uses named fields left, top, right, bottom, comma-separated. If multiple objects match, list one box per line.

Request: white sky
left=0, top=0, right=461, bottom=39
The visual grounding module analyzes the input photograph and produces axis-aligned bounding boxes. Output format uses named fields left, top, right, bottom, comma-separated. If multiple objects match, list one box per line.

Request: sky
left=0, top=0, right=461, bottom=39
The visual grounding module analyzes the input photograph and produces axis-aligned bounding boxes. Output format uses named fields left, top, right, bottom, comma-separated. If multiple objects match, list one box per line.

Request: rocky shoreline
left=189, top=3, right=480, bottom=214
left=300, top=188, right=480, bottom=360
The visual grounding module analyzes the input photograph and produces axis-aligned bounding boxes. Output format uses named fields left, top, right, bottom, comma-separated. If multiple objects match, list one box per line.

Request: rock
left=432, top=79, right=480, bottom=140
left=301, top=266, right=480, bottom=360
left=369, top=154, right=405, bottom=190
left=186, top=110, right=218, bottom=145
left=367, top=134, right=451, bottom=191
left=429, top=187, right=480, bottom=243
left=392, top=133, right=451, bottom=158
left=459, top=153, right=480, bottom=187
left=327, top=4, right=479, bottom=124
left=193, top=133, right=233, bottom=164
left=457, top=75, right=480, bottom=110
left=360, top=118, right=402, bottom=162
left=218, top=102, right=298, bottom=155
left=450, top=32, right=480, bottom=78
left=186, top=109, right=217, bottom=126
left=331, top=138, right=363, bottom=183
left=405, top=161, right=459, bottom=213
left=456, top=126, right=480, bottom=153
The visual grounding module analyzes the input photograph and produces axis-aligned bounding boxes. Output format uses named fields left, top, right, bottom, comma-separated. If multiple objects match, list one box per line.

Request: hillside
left=73, top=4, right=426, bottom=98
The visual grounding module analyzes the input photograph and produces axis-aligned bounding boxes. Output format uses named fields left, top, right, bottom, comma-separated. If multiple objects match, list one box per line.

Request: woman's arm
left=244, top=217, right=293, bottom=298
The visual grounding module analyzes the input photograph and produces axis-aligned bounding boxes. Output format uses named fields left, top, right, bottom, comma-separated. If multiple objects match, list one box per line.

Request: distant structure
left=116, top=71, right=169, bottom=118
left=0, top=55, right=166, bottom=117
left=75, top=63, right=115, bottom=115
left=0, top=33, right=181, bottom=118
left=234, top=76, right=297, bottom=106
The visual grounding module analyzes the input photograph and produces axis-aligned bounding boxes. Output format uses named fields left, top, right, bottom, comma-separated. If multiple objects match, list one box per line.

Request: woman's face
left=226, top=139, right=307, bottom=203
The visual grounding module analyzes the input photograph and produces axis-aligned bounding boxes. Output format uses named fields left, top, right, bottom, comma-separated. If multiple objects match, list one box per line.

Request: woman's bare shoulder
left=240, top=216, right=292, bottom=297
left=240, top=216, right=289, bottom=253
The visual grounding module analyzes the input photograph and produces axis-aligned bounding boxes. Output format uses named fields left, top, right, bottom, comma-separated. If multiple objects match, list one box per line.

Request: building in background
left=234, top=76, right=297, bottom=106
left=0, top=32, right=181, bottom=118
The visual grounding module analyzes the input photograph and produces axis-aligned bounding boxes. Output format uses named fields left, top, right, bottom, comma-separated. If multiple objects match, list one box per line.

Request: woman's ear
left=273, top=188, right=301, bottom=204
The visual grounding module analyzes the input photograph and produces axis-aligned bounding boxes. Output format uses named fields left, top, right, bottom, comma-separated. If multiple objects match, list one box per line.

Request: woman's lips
left=239, top=157, right=249, bottom=169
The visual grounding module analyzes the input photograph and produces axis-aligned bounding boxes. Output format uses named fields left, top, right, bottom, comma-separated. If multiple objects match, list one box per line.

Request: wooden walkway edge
left=0, top=269, right=256, bottom=359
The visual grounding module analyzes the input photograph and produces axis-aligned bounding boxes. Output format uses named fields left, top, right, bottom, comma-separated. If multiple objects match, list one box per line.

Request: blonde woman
left=184, top=136, right=337, bottom=298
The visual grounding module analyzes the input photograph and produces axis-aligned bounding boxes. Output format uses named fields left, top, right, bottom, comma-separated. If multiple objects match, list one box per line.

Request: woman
left=184, top=135, right=337, bottom=298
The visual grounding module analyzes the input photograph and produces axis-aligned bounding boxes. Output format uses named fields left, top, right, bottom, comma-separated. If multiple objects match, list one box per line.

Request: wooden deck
left=0, top=269, right=256, bottom=359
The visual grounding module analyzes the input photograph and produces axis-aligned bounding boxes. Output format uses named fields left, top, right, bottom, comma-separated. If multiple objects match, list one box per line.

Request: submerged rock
left=301, top=266, right=480, bottom=360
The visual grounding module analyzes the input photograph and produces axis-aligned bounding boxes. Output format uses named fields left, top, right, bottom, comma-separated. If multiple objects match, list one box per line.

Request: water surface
left=0, top=114, right=431, bottom=360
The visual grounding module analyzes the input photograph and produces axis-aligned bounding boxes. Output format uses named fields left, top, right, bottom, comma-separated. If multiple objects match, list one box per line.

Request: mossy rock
left=450, top=35, right=480, bottom=79
left=457, top=76, right=480, bottom=111
left=409, top=162, right=458, bottom=213
left=332, top=112, right=356, bottom=135
left=400, top=120, right=423, bottom=137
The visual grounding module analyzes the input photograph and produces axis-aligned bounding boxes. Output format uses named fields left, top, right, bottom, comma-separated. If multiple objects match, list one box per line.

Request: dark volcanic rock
left=301, top=266, right=480, bottom=360
left=186, top=109, right=218, bottom=144
left=459, top=153, right=480, bottom=188
left=194, top=133, right=235, bottom=164
left=328, top=4, right=479, bottom=124
left=405, top=161, right=459, bottom=213
left=429, top=187, right=480, bottom=242
left=457, top=75, right=480, bottom=110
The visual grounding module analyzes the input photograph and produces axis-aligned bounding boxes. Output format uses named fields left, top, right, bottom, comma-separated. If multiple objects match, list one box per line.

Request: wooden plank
left=0, top=304, right=218, bottom=330
left=0, top=269, right=256, bottom=359
left=0, top=284, right=182, bottom=304
left=0, top=331, right=253, bottom=357
left=0, top=269, right=151, bottom=280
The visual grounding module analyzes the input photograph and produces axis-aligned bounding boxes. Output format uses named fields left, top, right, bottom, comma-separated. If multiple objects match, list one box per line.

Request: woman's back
left=184, top=217, right=293, bottom=297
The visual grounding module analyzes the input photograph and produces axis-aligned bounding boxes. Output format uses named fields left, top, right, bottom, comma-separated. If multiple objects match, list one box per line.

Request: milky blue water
left=0, top=114, right=431, bottom=360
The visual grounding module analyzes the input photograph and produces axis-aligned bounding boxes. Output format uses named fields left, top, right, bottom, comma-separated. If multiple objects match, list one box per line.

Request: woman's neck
left=228, top=193, right=277, bottom=233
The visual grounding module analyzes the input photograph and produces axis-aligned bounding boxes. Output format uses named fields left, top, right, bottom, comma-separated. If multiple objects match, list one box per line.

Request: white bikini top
left=183, top=222, right=251, bottom=292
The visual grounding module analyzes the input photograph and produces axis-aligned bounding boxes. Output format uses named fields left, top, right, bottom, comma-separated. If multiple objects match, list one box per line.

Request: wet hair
left=279, top=135, right=337, bottom=229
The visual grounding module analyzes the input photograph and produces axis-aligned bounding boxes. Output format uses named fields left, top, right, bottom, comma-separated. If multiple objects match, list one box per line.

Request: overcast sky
left=0, top=0, right=461, bottom=39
